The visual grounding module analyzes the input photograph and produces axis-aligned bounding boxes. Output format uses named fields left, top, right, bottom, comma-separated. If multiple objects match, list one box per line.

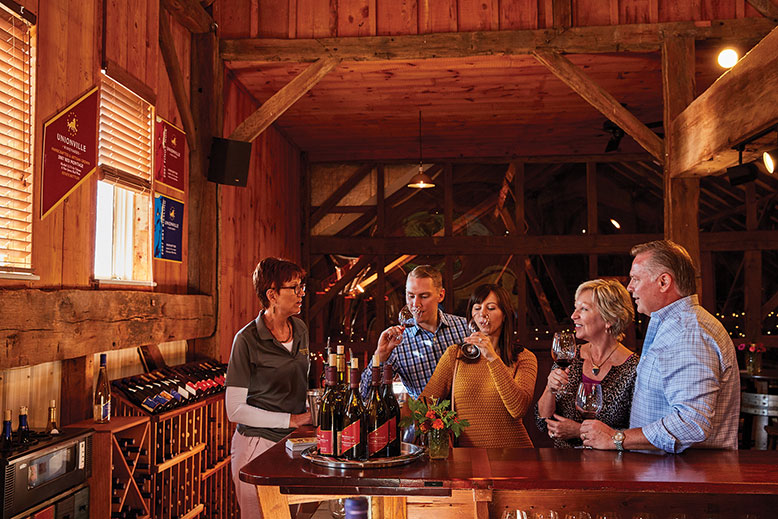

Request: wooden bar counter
left=240, top=427, right=778, bottom=518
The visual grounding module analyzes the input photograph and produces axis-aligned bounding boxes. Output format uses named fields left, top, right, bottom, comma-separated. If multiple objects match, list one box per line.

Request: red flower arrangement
left=738, top=342, right=766, bottom=353
left=400, top=396, right=469, bottom=439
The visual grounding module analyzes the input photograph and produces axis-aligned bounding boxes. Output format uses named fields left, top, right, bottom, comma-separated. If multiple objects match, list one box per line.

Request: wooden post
left=188, top=28, right=222, bottom=361
left=662, top=34, right=702, bottom=295
left=744, top=183, right=762, bottom=342
left=61, top=356, right=94, bottom=426
left=376, top=164, right=387, bottom=333
left=444, top=163, right=455, bottom=313
left=586, top=162, right=598, bottom=279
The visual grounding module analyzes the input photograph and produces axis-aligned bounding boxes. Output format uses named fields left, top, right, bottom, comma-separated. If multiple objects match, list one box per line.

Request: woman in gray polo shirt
left=226, top=257, right=312, bottom=518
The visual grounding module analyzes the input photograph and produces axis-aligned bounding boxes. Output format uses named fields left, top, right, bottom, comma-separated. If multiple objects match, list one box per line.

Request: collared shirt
left=629, top=295, right=740, bottom=453
left=359, top=310, right=468, bottom=399
left=225, top=311, right=310, bottom=442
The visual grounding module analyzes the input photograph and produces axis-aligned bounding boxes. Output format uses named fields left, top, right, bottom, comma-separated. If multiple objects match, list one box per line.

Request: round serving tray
left=301, top=442, right=424, bottom=469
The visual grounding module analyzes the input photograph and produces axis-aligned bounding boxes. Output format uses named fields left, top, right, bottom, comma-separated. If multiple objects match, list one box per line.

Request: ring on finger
left=581, top=433, right=586, bottom=440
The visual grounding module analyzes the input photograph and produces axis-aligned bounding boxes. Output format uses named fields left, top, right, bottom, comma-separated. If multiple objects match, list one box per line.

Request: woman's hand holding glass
left=550, top=332, right=577, bottom=395
left=545, top=413, right=583, bottom=441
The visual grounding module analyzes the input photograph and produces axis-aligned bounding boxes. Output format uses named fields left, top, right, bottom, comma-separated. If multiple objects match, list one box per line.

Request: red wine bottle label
left=341, top=420, right=361, bottom=452
left=317, top=427, right=334, bottom=455
left=368, top=421, right=389, bottom=455
left=388, top=416, right=396, bottom=443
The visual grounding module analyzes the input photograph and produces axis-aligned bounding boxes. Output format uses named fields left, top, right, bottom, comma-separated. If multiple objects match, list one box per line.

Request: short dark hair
left=466, top=283, right=523, bottom=365
left=630, top=240, right=697, bottom=297
left=252, top=257, right=306, bottom=308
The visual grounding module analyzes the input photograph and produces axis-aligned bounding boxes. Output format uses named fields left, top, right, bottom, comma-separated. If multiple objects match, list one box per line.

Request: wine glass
left=551, top=332, right=577, bottom=394
left=461, top=317, right=486, bottom=361
left=576, top=382, right=603, bottom=420
left=533, top=511, right=559, bottom=519
left=398, top=305, right=414, bottom=326
left=501, top=511, right=530, bottom=519
left=565, top=513, right=592, bottom=519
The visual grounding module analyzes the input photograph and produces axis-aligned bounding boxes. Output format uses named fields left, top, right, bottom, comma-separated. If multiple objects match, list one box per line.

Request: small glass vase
left=427, top=428, right=450, bottom=460
left=745, top=349, right=763, bottom=375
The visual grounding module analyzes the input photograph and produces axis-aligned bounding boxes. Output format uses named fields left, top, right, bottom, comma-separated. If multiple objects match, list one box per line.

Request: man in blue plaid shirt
left=360, top=265, right=468, bottom=400
left=581, top=240, right=740, bottom=453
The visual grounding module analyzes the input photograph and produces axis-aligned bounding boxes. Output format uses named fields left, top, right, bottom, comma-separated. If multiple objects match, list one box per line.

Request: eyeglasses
left=278, top=283, right=306, bottom=296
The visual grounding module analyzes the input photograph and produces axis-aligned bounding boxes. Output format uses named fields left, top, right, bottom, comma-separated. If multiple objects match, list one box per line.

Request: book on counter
left=285, top=436, right=317, bottom=452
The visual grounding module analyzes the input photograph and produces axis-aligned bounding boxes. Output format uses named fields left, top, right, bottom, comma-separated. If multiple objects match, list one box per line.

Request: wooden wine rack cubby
left=110, top=392, right=239, bottom=519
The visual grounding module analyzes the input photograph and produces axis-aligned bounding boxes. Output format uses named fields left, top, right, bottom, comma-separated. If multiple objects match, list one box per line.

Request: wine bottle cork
left=3, top=409, right=10, bottom=421
left=373, top=353, right=380, bottom=367
left=350, top=358, right=359, bottom=370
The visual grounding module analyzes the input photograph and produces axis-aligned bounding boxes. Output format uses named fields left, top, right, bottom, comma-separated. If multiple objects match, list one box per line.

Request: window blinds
left=0, top=4, right=33, bottom=272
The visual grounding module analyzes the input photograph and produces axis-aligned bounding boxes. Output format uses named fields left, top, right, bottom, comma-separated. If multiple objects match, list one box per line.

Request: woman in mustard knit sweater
left=421, top=284, right=537, bottom=448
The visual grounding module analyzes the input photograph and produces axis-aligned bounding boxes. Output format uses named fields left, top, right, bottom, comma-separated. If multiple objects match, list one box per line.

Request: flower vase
left=427, top=428, right=450, bottom=460
left=745, top=349, right=763, bottom=375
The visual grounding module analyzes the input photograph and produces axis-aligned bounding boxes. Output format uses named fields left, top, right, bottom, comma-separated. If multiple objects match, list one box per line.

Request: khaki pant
left=230, top=430, right=276, bottom=519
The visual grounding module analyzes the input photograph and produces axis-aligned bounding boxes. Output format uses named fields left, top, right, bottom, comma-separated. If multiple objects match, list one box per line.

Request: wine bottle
left=340, top=367, right=367, bottom=460
left=381, top=363, right=401, bottom=457
left=93, top=354, right=111, bottom=423
left=336, top=344, right=346, bottom=388
left=17, top=406, right=31, bottom=443
left=320, top=337, right=331, bottom=388
left=365, top=355, right=389, bottom=458
left=1, top=409, right=12, bottom=450
left=45, top=399, right=60, bottom=435
left=316, top=364, right=340, bottom=456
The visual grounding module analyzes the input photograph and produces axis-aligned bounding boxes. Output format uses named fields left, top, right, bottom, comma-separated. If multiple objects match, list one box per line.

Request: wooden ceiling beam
left=309, top=255, right=373, bottom=318
left=229, top=56, right=341, bottom=142
left=746, top=0, right=778, bottom=21
left=159, top=11, right=198, bottom=151
left=310, top=163, right=374, bottom=227
left=669, top=26, right=778, bottom=178
left=533, top=49, right=665, bottom=163
left=221, top=18, right=775, bottom=62
left=161, top=0, right=214, bottom=33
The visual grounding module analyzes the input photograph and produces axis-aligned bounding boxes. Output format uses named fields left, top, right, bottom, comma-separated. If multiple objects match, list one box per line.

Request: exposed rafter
left=161, top=0, right=214, bottom=33
left=220, top=18, right=776, bottom=63
left=746, top=0, right=778, bottom=21
left=228, top=56, right=341, bottom=142
left=669, top=26, right=778, bottom=177
left=159, top=10, right=198, bottom=150
left=532, top=49, right=665, bottom=163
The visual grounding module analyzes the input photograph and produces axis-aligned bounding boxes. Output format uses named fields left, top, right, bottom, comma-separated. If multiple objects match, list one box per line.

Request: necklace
left=590, top=344, right=618, bottom=376
left=276, top=321, right=292, bottom=342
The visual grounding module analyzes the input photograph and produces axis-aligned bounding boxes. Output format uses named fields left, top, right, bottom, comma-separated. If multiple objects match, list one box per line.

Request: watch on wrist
left=612, top=430, right=625, bottom=451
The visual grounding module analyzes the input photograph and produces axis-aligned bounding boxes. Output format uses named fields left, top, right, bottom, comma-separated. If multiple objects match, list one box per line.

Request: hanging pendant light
left=407, top=111, right=435, bottom=189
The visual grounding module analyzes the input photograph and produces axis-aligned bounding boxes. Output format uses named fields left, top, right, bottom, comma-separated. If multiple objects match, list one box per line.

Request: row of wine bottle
left=111, top=361, right=227, bottom=415
left=317, top=353, right=402, bottom=460
left=1, top=401, right=60, bottom=451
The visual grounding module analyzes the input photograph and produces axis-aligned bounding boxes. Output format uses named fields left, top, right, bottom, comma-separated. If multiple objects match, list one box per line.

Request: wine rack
left=81, top=415, right=152, bottom=519
left=113, top=390, right=238, bottom=519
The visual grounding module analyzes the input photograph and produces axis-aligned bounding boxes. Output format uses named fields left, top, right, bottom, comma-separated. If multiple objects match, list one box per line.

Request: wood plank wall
left=214, top=0, right=759, bottom=38
left=0, top=0, right=303, bottom=424
left=217, top=74, right=303, bottom=361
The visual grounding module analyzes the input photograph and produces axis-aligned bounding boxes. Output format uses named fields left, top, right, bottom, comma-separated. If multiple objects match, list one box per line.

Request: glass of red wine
left=551, top=331, right=577, bottom=395
left=575, top=382, right=603, bottom=420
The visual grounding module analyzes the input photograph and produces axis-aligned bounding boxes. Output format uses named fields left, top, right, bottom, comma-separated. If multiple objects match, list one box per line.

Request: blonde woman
left=536, top=279, right=637, bottom=448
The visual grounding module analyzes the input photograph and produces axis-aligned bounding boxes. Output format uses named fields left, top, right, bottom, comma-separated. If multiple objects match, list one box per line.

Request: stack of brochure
left=285, top=436, right=317, bottom=453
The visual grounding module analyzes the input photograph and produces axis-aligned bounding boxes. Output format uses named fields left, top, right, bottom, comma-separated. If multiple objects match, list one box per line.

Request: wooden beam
left=525, top=258, right=558, bottom=328
left=221, top=18, right=776, bottom=62
left=228, top=57, right=341, bottom=142
left=189, top=30, right=222, bottom=360
left=662, top=34, right=701, bottom=294
left=310, top=234, right=663, bottom=256
left=700, top=230, right=778, bottom=250
left=310, top=163, right=374, bottom=227
left=161, top=0, right=214, bottom=33
left=746, top=0, right=778, bottom=21
left=159, top=10, right=198, bottom=151
left=669, top=26, right=778, bottom=178
left=586, top=162, right=598, bottom=279
left=309, top=255, right=373, bottom=318
left=533, top=49, right=665, bottom=163
left=0, top=291, right=215, bottom=370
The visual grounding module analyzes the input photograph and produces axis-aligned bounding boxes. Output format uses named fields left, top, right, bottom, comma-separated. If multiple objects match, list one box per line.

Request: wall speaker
left=207, top=137, right=252, bottom=186
left=726, top=163, right=759, bottom=186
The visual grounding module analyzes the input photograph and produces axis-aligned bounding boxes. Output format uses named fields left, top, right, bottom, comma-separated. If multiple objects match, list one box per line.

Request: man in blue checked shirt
left=580, top=240, right=739, bottom=453
left=359, top=265, right=468, bottom=400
